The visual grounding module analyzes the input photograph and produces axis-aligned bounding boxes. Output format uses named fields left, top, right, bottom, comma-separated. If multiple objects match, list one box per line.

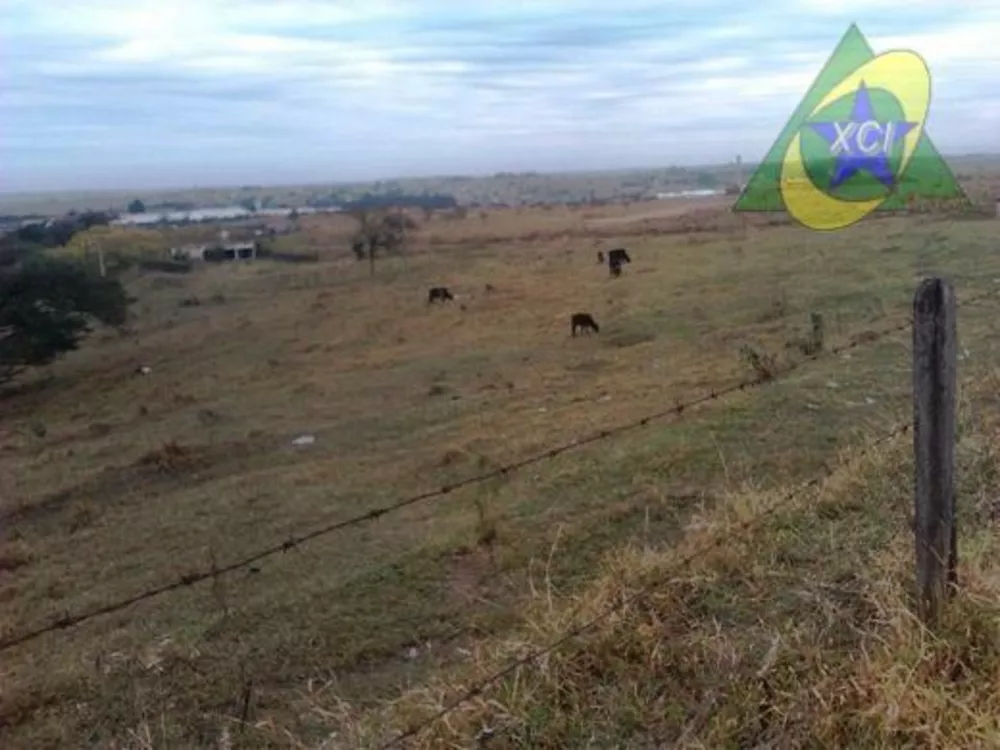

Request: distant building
left=113, top=204, right=341, bottom=228
left=210, top=242, right=256, bottom=261
left=169, top=241, right=257, bottom=262
left=169, top=244, right=207, bottom=261
left=655, top=189, right=722, bottom=200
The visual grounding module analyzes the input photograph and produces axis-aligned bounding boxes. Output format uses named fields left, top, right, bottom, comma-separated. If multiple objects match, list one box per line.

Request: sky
left=2, top=0, right=999, bottom=193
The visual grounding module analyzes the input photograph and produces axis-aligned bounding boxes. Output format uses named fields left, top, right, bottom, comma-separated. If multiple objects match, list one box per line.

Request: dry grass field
left=3, top=194, right=1000, bottom=748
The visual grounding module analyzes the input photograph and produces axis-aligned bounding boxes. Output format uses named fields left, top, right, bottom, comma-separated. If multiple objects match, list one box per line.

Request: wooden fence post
left=912, top=277, right=958, bottom=626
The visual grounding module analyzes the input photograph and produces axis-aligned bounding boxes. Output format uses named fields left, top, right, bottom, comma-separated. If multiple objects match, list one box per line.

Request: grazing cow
left=570, top=312, right=600, bottom=336
left=427, top=286, right=455, bottom=303
left=597, top=251, right=605, bottom=264
left=484, top=283, right=496, bottom=293
left=607, top=248, right=631, bottom=276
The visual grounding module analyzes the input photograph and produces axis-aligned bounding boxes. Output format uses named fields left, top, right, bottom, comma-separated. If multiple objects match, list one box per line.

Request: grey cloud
left=13, top=70, right=270, bottom=104
left=3, top=0, right=998, bottom=191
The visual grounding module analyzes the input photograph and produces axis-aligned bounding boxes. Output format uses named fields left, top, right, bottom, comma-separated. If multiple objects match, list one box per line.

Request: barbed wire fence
left=370, top=275, right=978, bottom=747
left=0, top=296, right=930, bottom=655
left=0, top=279, right=991, bottom=746
left=378, top=419, right=913, bottom=748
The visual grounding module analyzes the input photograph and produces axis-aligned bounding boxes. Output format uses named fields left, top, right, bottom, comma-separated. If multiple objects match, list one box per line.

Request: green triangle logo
left=733, top=23, right=968, bottom=231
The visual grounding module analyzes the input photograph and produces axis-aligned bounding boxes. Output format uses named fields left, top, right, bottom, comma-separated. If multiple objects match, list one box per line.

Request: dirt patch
left=583, top=196, right=731, bottom=227
left=447, top=546, right=497, bottom=603
left=850, top=329, right=882, bottom=346
left=136, top=440, right=203, bottom=473
left=0, top=540, right=33, bottom=574
left=0, top=437, right=271, bottom=529
left=439, top=449, right=467, bottom=467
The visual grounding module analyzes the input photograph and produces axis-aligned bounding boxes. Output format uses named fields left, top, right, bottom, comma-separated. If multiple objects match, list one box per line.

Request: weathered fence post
left=912, top=277, right=957, bottom=626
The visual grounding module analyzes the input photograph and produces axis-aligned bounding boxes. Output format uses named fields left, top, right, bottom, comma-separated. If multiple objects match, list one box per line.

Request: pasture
left=3, top=197, right=1000, bottom=748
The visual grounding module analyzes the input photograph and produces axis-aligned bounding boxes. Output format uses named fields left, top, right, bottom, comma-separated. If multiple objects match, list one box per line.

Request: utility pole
left=89, top=240, right=106, bottom=277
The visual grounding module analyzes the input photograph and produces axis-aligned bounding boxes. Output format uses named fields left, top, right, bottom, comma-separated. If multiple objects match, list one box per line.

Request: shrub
left=0, top=256, right=132, bottom=384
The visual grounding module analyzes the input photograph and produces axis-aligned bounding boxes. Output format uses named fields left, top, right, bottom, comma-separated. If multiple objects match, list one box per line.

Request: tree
left=0, top=257, right=132, bottom=385
left=0, top=211, right=112, bottom=266
left=350, top=208, right=416, bottom=276
left=77, top=210, right=111, bottom=229
left=127, top=198, right=146, bottom=214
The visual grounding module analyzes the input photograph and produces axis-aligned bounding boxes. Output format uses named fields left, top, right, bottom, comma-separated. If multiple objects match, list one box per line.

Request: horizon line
left=3, top=150, right=1000, bottom=200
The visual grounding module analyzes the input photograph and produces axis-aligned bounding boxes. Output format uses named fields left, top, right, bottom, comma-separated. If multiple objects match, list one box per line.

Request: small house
left=169, top=244, right=208, bottom=261
left=168, top=241, right=257, bottom=262
left=203, top=241, right=257, bottom=262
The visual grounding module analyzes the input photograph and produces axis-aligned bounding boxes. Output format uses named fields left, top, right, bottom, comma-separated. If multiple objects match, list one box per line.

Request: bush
left=0, top=210, right=112, bottom=266
left=0, top=257, right=132, bottom=384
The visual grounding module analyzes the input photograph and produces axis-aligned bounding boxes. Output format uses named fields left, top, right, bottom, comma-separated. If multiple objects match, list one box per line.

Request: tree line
left=0, top=211, right=112, bottom=267
left=341, top=190, right=458, bottom=212
left=0, top=211, right=131, bottom=387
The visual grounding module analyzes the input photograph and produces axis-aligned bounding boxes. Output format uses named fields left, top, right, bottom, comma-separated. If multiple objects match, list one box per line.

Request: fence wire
left=3, top=285, right=994, bottom=655
left=378, top=420, right=912, bottom=748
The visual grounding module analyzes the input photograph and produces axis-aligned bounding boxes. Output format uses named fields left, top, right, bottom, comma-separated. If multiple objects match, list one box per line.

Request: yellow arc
left=781, top=50, right=931, bottom=231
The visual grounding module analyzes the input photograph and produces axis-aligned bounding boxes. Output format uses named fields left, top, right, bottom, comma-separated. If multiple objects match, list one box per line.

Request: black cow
left=608, top=248, right=631, bottom=265
left=570, top=312, right=600, bottom=336
left=607, top=248, right=631, bottom=276
left=427, top=286, right=455, bottom=303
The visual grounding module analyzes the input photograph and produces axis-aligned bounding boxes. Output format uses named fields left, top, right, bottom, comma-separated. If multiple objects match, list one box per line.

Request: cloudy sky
left=3, top=0, right=999, bottom=192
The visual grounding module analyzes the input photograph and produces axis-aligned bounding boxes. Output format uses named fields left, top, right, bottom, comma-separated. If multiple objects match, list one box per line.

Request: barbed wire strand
left=0, top=314, right=911, bottom=654
left=378, top=420, right=912, bottom=749
left=2, top=285, right=991, bottom=655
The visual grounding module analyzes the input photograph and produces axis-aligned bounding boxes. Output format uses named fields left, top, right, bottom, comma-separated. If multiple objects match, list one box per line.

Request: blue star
left=807, top=82, right=917, bottom=190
